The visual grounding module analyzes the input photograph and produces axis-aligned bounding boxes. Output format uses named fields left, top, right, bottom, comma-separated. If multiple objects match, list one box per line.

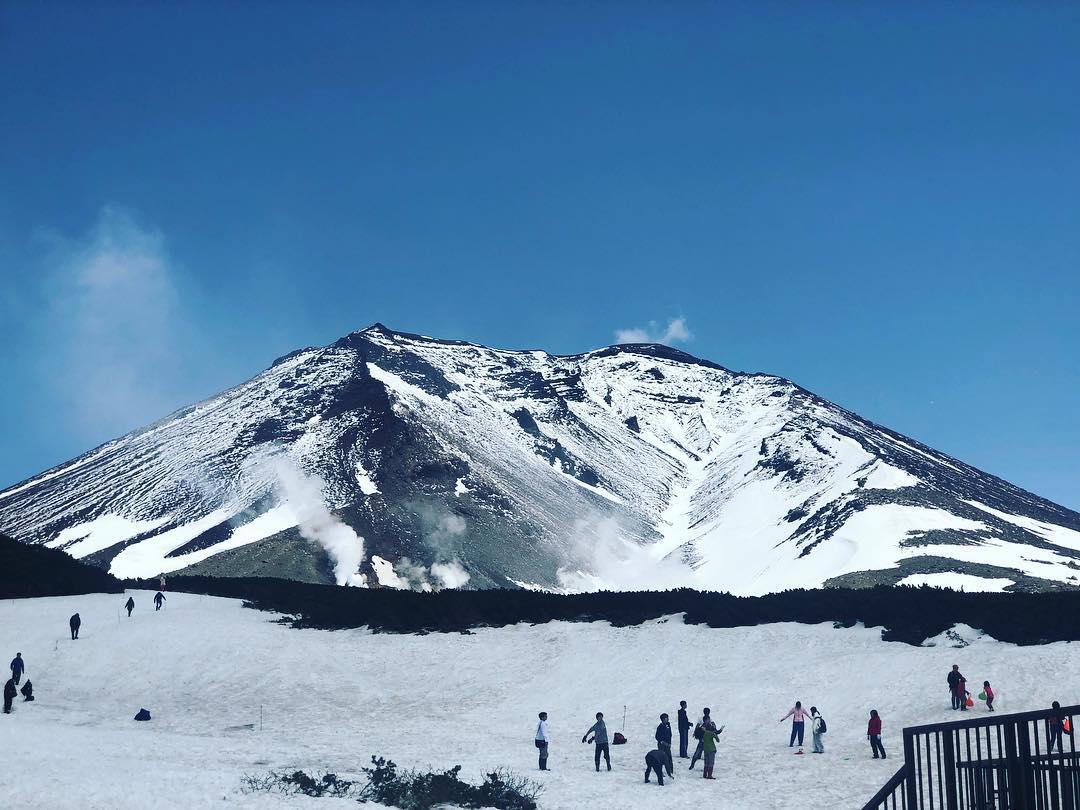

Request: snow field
left=1, top=591, right=1078, bottom=809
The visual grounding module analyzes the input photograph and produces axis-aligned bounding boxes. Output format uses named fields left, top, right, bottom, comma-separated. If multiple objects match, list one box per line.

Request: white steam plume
left=272, top=459, right=366, bottom=586
left=557, top=515, right=691, bottom=592
left=431, top=559, right=471, bottom=589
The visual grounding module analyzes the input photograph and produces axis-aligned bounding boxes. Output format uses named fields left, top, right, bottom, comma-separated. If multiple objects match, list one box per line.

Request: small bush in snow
left=241, top=769, right=359, bottom=797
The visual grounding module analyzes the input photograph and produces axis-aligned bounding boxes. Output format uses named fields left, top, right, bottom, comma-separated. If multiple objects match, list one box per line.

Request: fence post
left=904, top=729, right=919, bottom=810
left=942, top=728, right=959, bottom=810
left=1018, top=720, right=1036, bottom=810
left=1005, top=721, right=1025, bottom=810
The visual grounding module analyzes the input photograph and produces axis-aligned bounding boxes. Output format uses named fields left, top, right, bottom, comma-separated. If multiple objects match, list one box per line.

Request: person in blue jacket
left=9, top=653, right=24, bottom=686
left=655, top=713, right=674, bottom=778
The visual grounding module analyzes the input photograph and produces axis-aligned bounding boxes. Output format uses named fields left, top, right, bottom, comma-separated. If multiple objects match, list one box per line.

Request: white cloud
left=39, top=206, right=184, bottom=436
left=614, top=317, right=692, bottom=346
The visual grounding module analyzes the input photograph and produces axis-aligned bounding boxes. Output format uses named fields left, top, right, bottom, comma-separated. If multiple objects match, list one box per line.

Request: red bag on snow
left=612, top=732, right=627, bottom=745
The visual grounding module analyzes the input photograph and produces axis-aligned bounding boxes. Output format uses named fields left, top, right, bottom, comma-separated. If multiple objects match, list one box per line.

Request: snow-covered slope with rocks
left=2, top=324, right=1079, bottom=593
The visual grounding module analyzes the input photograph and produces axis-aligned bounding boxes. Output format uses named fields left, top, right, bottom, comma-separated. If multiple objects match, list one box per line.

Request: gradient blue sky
left=1, top=2, right=1077, bottom=508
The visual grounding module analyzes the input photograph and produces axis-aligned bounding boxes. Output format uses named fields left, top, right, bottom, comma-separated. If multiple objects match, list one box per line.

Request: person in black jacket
left=644, top=749, right=667, bottom=786
left=655, top=713, right=674, bottom=778
left=125, top=597, right=135, bottom=617
left=689, top=708, right=712, bottom=770
left=3, top=678, right=16, bottom=714
left=20, top=681, right=34, bottom=702
left=947, top=665, right=962, bottom=710
left=678, top=701, right=691, bottom=758
left=69, top=613, right=81, bottom=640
left=154, top=592, right=166, bottom=611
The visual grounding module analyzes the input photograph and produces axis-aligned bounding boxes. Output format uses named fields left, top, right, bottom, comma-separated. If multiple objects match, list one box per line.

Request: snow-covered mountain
left=2, top=324, right=1078, bottom=593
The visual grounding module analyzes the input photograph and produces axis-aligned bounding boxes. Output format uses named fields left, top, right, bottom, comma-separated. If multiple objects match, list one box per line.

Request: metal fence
left=863, top=704, right=1078, bottom=810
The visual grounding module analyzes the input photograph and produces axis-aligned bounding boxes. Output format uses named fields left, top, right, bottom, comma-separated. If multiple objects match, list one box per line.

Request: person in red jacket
left=868, top=710, right=886, bottom=759
left=983, top=681, right=995, bottom=712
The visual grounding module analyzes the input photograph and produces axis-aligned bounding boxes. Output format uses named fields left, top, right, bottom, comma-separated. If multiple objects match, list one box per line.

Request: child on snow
left=868, top=710, right=886, bottom=759
left=983, top=681, right=994, bottom=712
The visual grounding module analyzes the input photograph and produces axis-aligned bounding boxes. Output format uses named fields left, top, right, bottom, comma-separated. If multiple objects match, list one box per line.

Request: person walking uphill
left=154, top=592, right=166, bottom=611
left=535, top=712, right=550, bottom=771
left=69, top=613, right=81, bottom=640
left=868, top=710, right=886, bottom=759
left=125, top=596, right=135, bottom=617
left=655, top=713, right=674, bottom=778
left=780, top=701, right=809, bottom=747
left=582, top=712, right=611, bottom=772
left=3, top=678, right=16, bottom=714
left=9, top=653, right=24, bottom=686
left=677, top=700, right=691, bottom=758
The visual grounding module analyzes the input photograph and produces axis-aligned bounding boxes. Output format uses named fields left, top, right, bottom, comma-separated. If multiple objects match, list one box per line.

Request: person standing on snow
left=948, top=665, right=962, bottom=710
left=983, top=681, right=995, bottom=712
left=700, top=721, right=724, bottom=780
left=125, top=596, right=135, bottom=617
left=582, top=711, right=611, bottom=772
left=69, top=613, right=81, bottom=640
left=3, top=678, right=16, bottom=714
left=810, top=706, right=825, bottom=753
left=9, top=653, right=24, bottom=686
left=780, top=701, right=810, bottom=747
left=1048, top=701, right=1073, bottom=752
left=957, top=671, right=969, bottom=711
left=868, top=709, right=886, bottom=759
left=644, top=748, right=667, bottom=786
left=689, top=707, right=713, bottom=769
left=154, top=592, right=166, bottom=611
left=535, top=712, right=550, bottom=771
left=655, top=713, right=674, bottom=778
left=677, top=700, right=691, bottom=758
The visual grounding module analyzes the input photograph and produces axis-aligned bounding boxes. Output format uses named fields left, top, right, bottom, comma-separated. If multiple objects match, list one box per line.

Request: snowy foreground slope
left=2, top=324, right=1079, bottom=593
left=2, top=591, right=1078, bottom=809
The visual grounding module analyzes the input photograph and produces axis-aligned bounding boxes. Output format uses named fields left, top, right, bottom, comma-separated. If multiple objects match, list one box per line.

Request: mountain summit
left=2, top=325, right=1078, bottom=593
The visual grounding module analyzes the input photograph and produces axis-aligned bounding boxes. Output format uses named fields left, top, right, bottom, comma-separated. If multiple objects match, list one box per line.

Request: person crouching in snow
left=154, top=592, right=166, bottom=611
left=3, top=678, right=16, bottom=714
left=983, top=681, right=995, bottom=712
left=69, top=613, right=81, bottom=640
left=700, top=721, right=724, bottom=779
left=868, top=710, right=886, bottom=759
left=535, top=712, right=550, bottom=771
left=20, top=681, right=33, bottom=702
left=582, top=712, right=611, bottom=772
left=644, top=748, right=667, bottom=786
left=780, top=700, right=809, bottom=747
left=810, top=706, right=825, bottom=753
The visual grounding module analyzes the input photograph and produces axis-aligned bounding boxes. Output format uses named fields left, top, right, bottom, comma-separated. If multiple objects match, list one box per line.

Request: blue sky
left=1, top=2, right=1077, bottom=509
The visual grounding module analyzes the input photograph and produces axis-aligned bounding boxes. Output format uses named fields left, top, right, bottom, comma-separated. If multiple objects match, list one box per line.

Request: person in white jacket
left=535, top=711, right=550, bottom=771
left=810, top=706, right=825, bottom=753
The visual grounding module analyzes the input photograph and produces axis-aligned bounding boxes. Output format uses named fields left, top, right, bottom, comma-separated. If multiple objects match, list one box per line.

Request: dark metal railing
left=863, top=704, right=1079, bottom=810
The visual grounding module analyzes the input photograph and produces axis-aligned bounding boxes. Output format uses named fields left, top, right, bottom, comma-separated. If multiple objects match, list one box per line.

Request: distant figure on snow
left=983, top=681, right=994, bottom=712
left=689, top=707, right=713, bottom=769
left=69, top=613, right=81, bottom=640
left=125, top=597, right=135, bottom=617
left=655, top=713, right=674, bottom=778
left=780, top=701, right=809, bottom=747
left=699, top=721, right=724, bottom=779
left=9, top=653, right=24, bottom=686
left=158, top=574, right=166, bottom=592
left=677, top=700, right=691, bottom=758
left=957, top=671, right=969, bottom=711
left=3, top=678, right=16, bottom=714
left=1048, top=701, right=1073, bottom=752
left=811, top=706, right=825, bottom=753
left=20, top=681, right=34, bottom=702
left=868, top=709, right=886, bottom=759
left=947, top=665, right=963, bottom=710
left=582, top=711, right=611, bottom=772
left=535, top=711, right=550, bottom=771
left=154, top=592, right=166, bottom=611
left=644, top=748, right=667, bottom=786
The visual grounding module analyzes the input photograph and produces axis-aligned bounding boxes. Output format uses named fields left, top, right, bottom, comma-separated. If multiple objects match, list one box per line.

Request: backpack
left=817, top=716, right=827, bottom=734
left=134, top=708, right=151, bottom=721
left=612, top=732, right=627, bottom=745
left=693, top=723, right=704, bottom=740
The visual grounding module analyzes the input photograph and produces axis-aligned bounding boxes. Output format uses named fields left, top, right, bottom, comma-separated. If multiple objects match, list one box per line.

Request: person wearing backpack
left=582, top=711, right=611, bottom=772
left=689, top=707, right=713, bottom=770
left=810, top=706, right=826, bottom=753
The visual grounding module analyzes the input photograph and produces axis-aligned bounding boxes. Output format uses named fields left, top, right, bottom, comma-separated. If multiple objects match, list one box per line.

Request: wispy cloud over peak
left=614, top=317, right=692, bottom=346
